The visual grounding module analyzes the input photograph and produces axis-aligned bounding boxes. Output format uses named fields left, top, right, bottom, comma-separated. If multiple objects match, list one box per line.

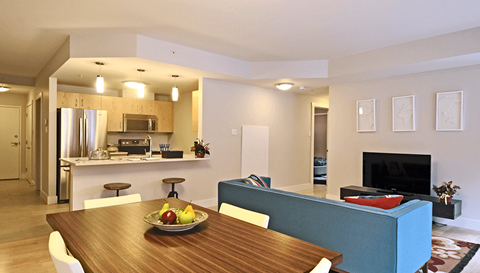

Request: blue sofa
left=218, top=178, right=432, bottom=273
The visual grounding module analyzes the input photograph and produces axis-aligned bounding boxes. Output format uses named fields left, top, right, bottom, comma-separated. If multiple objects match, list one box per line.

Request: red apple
left=161, top=210, right=177, bottom=225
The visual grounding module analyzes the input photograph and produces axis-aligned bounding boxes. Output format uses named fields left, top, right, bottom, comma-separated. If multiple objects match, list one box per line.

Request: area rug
left=416, top=236, right=480, bottom=273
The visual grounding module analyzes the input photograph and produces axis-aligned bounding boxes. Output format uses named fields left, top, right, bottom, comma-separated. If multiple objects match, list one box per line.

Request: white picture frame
left=392, top=95, right=415, bottom=132
left=436, top=91, right=463, bottom=131
left=357, top=99, right=376, bottom=132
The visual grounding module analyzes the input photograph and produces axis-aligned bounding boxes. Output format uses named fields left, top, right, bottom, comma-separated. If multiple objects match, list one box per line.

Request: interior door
left=26, top=103, right=33, bottom=182
left=0, top=106, right=21, bottom=180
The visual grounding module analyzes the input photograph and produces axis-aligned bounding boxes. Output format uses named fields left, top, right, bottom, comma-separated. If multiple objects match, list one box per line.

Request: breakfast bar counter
left=60, top=155, right=211, bottom=211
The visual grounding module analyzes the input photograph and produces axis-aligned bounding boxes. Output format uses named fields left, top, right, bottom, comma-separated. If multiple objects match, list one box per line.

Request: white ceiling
left=2, top=0, right=480, bottom=94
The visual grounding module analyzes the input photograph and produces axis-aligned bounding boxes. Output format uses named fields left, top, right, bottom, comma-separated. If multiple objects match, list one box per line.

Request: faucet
left=145, top=135, right=152, bottom=158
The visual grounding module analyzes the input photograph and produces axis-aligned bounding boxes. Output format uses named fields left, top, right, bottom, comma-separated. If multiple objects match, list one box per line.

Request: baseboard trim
left=326, top=194, right=343, bottom=201
left=194, top=197, right=218, bottom=209
left=275, top=183, right=312, bottom=193
left=40, top=190, right=58, bottom=205
left=433, top=216, right=480, bottom=231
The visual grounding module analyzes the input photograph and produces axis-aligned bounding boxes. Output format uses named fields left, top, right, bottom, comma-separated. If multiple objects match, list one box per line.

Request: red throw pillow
left=344, top=195, right=403, bottom=209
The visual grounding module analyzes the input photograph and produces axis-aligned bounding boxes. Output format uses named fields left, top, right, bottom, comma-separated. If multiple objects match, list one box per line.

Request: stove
left=118, top=139, right=150, bottom=155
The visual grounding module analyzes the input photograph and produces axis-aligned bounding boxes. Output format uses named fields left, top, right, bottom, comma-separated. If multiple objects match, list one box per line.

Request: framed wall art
left=357, top=99, right=376, bottom=132
left=436, top=91, right=463, bottom=131
left=392, top=95, right=415, bottom=132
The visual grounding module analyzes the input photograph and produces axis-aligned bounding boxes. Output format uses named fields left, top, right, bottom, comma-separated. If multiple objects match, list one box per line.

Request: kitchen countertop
left=60, top=154, right=209, bottom=166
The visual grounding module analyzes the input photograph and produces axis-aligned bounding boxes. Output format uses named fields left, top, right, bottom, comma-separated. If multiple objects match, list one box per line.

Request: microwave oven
left=123, top=114, right=157, bottom=133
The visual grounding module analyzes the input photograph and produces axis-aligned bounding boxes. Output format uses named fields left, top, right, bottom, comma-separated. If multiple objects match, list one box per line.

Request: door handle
left=27, top=147, right=31, bottom=149
left=11, top=142, right=19, bottom=146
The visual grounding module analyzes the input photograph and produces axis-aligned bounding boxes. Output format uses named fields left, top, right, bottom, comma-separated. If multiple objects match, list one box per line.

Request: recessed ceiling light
left=0, top=86, right=9, bottom=92
left=276, top=83, right=293, bottom=91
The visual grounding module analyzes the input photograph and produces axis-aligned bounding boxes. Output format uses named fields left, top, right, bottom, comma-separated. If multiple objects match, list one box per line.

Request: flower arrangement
left=191, top=138, right=210, bottom=158
left=432, top=181, right=460, bottom=204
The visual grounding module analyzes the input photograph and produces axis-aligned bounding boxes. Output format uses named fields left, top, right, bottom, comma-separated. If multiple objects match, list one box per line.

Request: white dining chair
left=83, top=193, right=142, bottom=209
left=219, top=203, right=270, bottom=228
left=49, top=231, right=85, bottom=273
left=310, top=258, right=332, bottom=273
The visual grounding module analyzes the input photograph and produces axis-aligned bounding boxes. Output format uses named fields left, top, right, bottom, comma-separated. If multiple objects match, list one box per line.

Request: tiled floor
left=1, top=181, right=479, bottom=272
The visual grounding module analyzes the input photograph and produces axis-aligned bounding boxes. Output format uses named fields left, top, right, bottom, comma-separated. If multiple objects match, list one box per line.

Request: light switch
left=232, top=129, right=237, bottom=136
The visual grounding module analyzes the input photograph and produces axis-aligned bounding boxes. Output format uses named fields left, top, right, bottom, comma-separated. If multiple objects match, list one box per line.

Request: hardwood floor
left=1, top=181, right=479, bottom=272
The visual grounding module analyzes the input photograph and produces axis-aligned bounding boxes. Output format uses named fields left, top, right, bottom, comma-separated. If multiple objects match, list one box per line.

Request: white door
left=0, top=106, right=21, bottom=180
left=26, top=103, right=33, bottom=182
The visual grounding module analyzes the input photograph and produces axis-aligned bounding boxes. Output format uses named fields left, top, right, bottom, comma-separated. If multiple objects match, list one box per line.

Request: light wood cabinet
left=101, top=96, right=124, bottom=132
left=155, top=101, right=174, bottom=133
left=79, top=94, right=102, bottom=110
left=122, top=98, right=140, bottom=114
left=57, top=91, right=80, bottom=108
left=57, top=92, right=102, bottom=110
left=57, top=91, right=173, bottom=133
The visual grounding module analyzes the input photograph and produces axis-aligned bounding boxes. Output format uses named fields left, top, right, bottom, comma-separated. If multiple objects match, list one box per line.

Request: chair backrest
left=83, top=193, right=142, bottom=209
left=49, top=231, right=85, bottom=273
left=219, top=203, right=270, bottom=228
left=310, top=258, right=332, bottom=273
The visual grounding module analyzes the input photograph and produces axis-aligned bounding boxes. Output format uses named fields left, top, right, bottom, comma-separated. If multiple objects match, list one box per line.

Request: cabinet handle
left=81, top=99, right=84, bottom=107
left=75, top=99, right=78, bottom=107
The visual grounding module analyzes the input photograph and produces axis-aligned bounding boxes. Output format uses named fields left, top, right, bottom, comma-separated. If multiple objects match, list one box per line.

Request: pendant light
left=95, top=62, right=105, bottom=93
left=172, top=75, right=179, bottom=101
left=137, top=69, right=145, bottom=98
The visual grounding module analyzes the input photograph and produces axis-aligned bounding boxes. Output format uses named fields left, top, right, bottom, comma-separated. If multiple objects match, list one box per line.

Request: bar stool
left=104, top=183, right=131, bottom=197
left=162, top=178, right=185, bottom=198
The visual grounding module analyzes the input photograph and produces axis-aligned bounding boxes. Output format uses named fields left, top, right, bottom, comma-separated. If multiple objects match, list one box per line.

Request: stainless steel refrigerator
left=56, top=108, right=108, bottom=203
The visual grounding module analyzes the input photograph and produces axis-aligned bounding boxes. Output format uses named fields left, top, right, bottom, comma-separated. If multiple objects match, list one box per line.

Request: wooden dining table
left=46, top=198, right=342, bottom=272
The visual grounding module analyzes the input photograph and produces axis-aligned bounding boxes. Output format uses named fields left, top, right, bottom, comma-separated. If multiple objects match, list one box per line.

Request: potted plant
left=191, top=138, right=210, bottom=158
left=432, top=181, right=460, bottom=204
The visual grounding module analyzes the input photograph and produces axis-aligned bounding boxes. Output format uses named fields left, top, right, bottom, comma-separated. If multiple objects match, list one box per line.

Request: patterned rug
left=416, top=236, right=480, bottom=273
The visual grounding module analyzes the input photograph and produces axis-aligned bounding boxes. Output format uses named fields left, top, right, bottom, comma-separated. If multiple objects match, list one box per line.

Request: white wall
left=201, top=79, right=327, bottom=190
left=328, top=64, right=480, bottom=230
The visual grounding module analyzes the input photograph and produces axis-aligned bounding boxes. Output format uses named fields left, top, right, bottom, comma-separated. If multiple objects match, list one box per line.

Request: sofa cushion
left=243, top=174, right=269, bottom=188
left=344, top=195, right=403, bottom=209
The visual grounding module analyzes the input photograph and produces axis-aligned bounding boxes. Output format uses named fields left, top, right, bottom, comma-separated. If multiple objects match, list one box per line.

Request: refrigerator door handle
left=84, top=117, right=88, bottom=155
left=79, top=118, right=85, bottom=157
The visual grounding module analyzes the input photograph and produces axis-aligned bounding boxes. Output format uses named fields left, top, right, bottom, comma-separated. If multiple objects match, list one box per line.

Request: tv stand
left=340, top=185, right=462, bottom=220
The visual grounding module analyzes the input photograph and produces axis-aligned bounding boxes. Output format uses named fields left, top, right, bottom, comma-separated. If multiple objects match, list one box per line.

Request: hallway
left=0, top=179, right=68, bottom=243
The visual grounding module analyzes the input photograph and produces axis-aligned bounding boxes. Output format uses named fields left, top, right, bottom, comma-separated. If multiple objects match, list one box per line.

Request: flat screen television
left=363, top=152, right=431, bottom=195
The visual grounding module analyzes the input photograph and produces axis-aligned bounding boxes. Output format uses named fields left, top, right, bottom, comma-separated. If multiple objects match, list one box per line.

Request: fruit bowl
left=143, top=208, right=208, bottom=232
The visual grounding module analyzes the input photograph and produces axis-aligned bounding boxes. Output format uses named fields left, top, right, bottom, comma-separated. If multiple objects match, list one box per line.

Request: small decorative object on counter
left=432, top=181, right=460, bottom=204
left=191, top=138, right=210, bottom=158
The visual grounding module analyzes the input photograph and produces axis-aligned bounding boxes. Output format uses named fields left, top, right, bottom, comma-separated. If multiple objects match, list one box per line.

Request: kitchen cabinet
left=57, top=91, right=80, bottom=108
left=57, top=92, right=102, bottom=110
left=123, top=98, right=157, bottom=115
left=79, top=94, right=102, bottom=110
left=101, top=96, right=124, bottom=132
left=122, top=98, right=141, bottom=114
left=57, top=91, right=173, bottom=133
left=155, top=101, right=174, bottom=133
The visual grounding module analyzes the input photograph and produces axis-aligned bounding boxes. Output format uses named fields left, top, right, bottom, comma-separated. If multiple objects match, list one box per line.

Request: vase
left=439, top=196, right=452, bottom=204
left=195, top=152, right=205, bottom=158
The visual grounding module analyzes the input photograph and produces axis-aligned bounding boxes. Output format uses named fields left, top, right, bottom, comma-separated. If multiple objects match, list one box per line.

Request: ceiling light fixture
left=137, top=69, right=145, bottom=98
left=172, top=75, right=179, bottom=102
left=124, top=81, right=140, bottom=88
left=0, top=85, right=9, bottom=92
left=276, top=83, right=293, bottom=91
left=95, top=62, right=105, bottom=93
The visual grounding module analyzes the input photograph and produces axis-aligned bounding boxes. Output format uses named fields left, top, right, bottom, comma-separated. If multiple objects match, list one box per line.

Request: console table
left=340, top=186, right=462, bottom=220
